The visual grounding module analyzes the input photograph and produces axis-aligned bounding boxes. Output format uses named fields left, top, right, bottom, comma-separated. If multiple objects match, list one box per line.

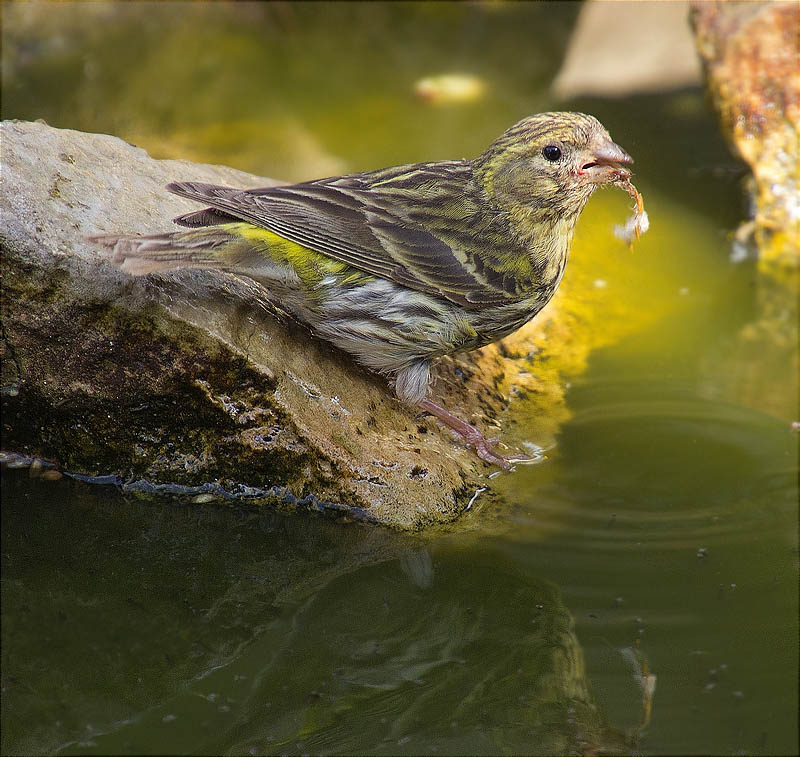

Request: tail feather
left=88, top=229, right=237, bottom=276
left=88, top=227, right=293, bottom=321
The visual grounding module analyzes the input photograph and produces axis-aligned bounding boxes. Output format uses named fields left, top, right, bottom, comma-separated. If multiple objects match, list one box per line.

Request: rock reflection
left=1, top=474, right=628, bottom=755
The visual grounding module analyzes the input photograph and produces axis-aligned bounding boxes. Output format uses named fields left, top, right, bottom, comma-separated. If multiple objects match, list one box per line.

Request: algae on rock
left=690, top=2, right=799, bottom=425
left=691, top=1, right=799, bottom=268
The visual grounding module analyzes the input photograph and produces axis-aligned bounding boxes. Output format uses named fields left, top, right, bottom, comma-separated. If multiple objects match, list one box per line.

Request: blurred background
left=2, top=2, right=798, bottom=756
left=2, top=1, right=735, bottom=219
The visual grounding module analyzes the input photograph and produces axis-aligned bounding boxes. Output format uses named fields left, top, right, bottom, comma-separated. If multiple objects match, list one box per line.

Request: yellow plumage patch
left=231, top=222, right=373, bottom=289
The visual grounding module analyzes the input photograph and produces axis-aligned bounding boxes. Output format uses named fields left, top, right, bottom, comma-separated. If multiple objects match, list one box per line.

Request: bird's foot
left=418, top=399, right=532, bottom=470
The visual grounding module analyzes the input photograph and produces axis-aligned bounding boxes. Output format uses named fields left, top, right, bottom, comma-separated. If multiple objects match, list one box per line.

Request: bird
left=90, top=111, right=634, bottom=467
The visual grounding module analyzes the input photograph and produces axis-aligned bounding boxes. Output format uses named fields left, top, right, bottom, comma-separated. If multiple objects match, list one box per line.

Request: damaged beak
left=579, top=141, right=633, bottom=184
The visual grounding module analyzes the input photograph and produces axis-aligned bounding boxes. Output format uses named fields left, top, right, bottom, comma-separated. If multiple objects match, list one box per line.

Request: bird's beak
left=579, top=141, right=633, bottom=184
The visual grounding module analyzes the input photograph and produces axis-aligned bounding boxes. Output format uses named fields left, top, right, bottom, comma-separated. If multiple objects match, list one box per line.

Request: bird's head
left=474, top=112, right=633, bottom=221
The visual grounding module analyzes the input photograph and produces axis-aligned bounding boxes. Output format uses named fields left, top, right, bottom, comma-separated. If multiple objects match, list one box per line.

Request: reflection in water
left=703, top=261, right=798, bottom=423
left=0, top=481, right=624, bottom=755
left=0, top=484, right=402, bottom=755
left=196, top=551, right=618, bottom=756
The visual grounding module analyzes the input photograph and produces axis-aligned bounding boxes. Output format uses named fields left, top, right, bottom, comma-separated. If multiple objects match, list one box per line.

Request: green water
left=2, top=3, right=798, bottom=755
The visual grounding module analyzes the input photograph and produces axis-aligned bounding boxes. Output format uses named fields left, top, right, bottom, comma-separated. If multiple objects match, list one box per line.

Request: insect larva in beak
left=613, top=177, right=649, bottom=251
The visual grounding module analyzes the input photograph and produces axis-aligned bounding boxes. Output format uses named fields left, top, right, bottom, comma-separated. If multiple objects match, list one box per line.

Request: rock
left=690, top=1, right=799, bottom=267
left=688, top=2, right=798, bottom=433
left=552, top=0, right=701, bottom=99
left=0, top=119, right=653, bottom=529
left=1, top=120, right=499, bottom=529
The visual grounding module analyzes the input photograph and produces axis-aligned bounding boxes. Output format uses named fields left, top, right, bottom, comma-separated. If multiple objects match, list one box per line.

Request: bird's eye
left=542, top=145, right=562, bottom=162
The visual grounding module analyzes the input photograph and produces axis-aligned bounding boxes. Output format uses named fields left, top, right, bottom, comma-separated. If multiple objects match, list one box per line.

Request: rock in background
left=691, top=0, right=799, bottom=268
left=689, top=1, right=799, bottom=427
left=552, top=0, right=701, bottom=98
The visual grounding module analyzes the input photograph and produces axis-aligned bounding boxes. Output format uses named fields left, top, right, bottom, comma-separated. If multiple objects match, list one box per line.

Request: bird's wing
left=167, top=163, right=528, bottom=308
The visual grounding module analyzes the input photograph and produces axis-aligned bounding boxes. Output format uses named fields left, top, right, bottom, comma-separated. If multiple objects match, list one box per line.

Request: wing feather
left=166, top=164, right=528, bottom=308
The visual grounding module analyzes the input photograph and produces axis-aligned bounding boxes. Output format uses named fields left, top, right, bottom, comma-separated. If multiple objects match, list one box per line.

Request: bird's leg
left=418, top=398, right=515, bottom=469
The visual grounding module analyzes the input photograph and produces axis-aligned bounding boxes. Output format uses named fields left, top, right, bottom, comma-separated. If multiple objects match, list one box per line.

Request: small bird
left=92, top=112, right=634, bottom=466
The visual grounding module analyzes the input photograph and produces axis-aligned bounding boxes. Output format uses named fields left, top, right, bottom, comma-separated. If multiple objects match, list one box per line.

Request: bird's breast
left=468, top=290, right=554, bottom=346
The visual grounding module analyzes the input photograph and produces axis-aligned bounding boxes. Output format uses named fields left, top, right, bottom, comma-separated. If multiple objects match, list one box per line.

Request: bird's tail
left=88, top=225, right=255, bottom=276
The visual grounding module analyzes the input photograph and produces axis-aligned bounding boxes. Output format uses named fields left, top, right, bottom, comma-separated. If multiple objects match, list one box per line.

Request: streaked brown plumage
left=91, top=111, right=635, bottom=465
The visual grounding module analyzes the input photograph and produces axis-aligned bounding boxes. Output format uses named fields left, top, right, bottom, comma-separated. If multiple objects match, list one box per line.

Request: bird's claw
left=473, top=442, right=541, bottom=470
left=418, top=398, right=540, bottom=469
left=470, top=436, right=514, bottom=470
left=457, top=425, right=537, bottom=470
